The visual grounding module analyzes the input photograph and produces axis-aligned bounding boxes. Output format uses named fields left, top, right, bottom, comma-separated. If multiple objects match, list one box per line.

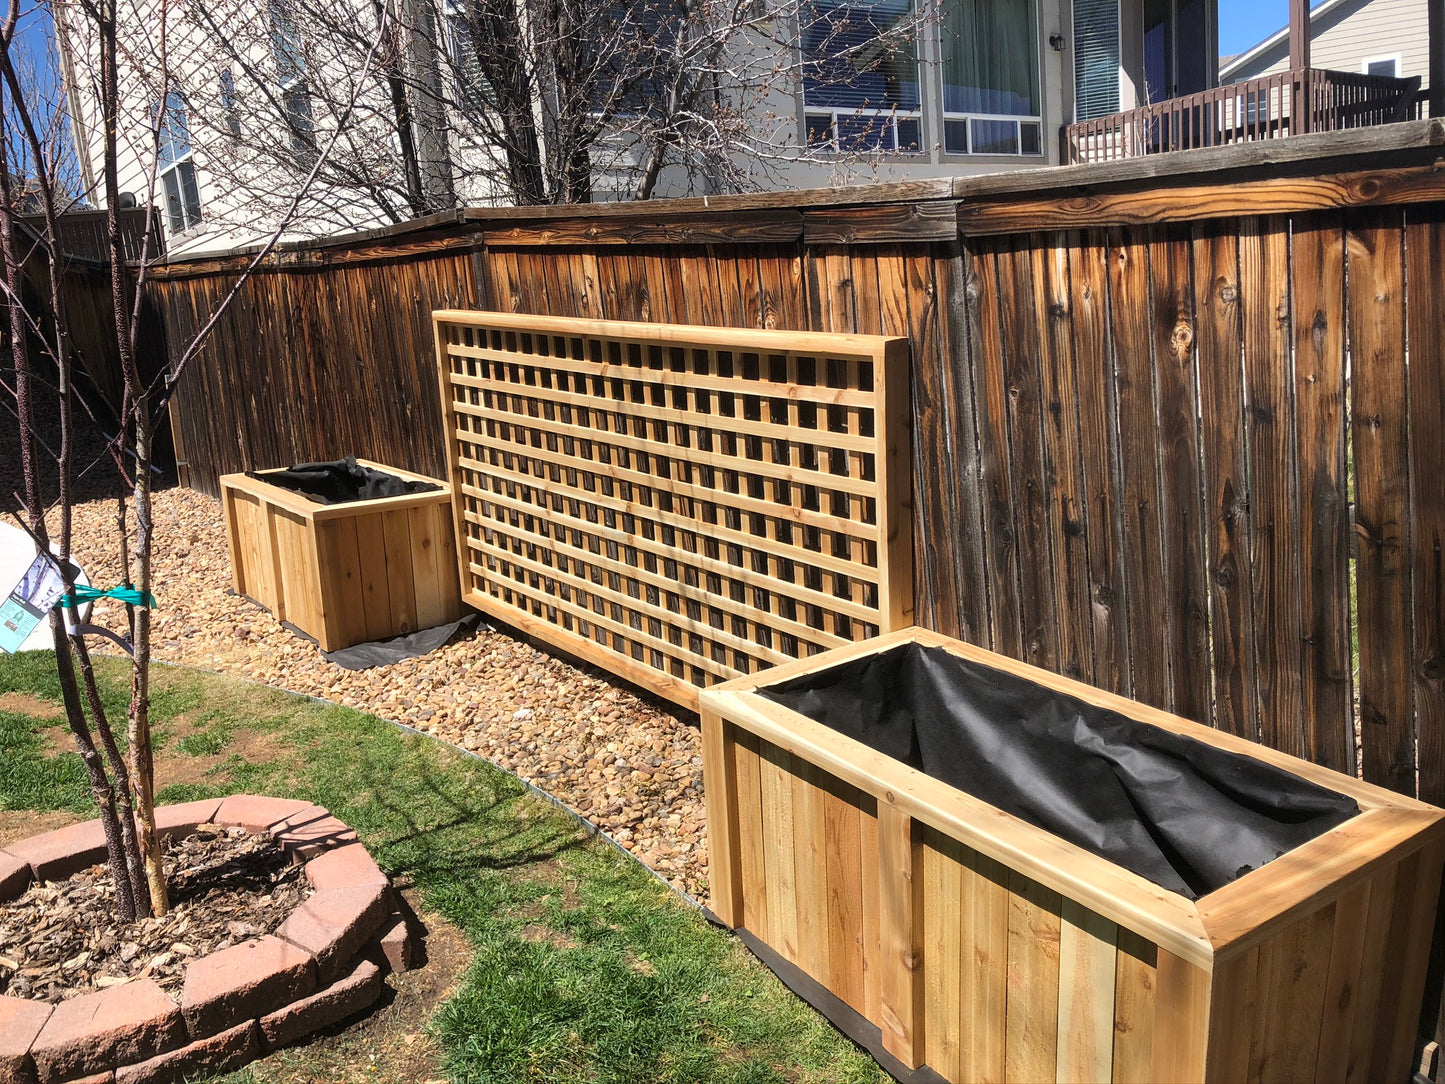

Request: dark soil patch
left=0, top=825, right=308, bottom=1002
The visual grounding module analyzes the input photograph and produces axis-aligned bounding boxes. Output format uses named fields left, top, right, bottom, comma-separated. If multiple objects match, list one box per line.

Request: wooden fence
left=152, top=120, right=1445, bottom=798
left=150, top=117, right=1445, bottom=1063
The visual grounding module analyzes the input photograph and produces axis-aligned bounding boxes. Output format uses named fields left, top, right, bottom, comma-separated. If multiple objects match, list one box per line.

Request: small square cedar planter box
left=699, top=626, right=1445, bottom=1084
left=220, top=460, right=463, bottom=651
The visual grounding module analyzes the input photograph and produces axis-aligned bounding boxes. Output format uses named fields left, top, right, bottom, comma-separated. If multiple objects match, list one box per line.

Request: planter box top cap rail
left=759, top=640, right=1357, bottom=899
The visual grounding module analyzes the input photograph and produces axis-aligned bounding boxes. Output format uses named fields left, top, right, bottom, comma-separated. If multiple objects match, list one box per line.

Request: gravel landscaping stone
left=65, top=487, right=711, bottom=902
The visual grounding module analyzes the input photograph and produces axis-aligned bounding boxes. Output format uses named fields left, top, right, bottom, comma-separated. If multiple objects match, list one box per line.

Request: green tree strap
left=56, top=586, right=157, bottom=608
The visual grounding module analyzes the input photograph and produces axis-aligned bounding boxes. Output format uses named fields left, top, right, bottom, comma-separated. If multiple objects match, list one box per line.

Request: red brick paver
left=276, top=884, right=388, bottom=984
left=149, top=798, right=225, bottom=841
left=374, top=914, right=415, bottom=973
left=210, top=796, right=312, bottom=834
left=270, top=807, right=357, bottom=861
left=114, top=1021, right=259, bottom=1084
left=0, top=995, right=53, bottom=1084
left=303, top=842, right=387, bottom=891
left=179, top=936, right=315, bottom=1039
left=258, top=958, right=383, bottom=1050
left=29, top=981, right=184, bottom=1084
left=0, top=850, right=31, bottom=901
left=4, top=820, right=109, bottom=883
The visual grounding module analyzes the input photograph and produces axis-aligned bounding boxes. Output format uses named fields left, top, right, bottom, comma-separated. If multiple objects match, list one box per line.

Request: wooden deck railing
left=17, top=207, right=163, bottom=263
left=1065, top=68, right=1423, bottom=163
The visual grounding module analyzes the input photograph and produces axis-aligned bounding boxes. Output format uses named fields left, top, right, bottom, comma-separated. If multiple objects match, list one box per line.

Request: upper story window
left=1364, top=56, right=1400, bottom=78
left=801, top=0, right=923, bottom=155
left=268, top=0, right=317, bottom=166
left=939, top=0, right=1042, bottom=155
left=445, top=1, right=491, bottom=111
left=219, top=68, right=242, bottom=138
left=157, top=92, right=202, bottom=232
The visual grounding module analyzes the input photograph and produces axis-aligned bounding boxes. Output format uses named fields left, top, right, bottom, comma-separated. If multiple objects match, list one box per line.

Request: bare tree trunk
left=50, top=617, right=142, bottom=921
left=95, top=0, right=167, bottom=916
left=400, top=0, right=456, bottom=211
left=126, top=406, right=167, bottom=914
left=376, top=0, right=427, bottom=215
left=0, top=0, right=144, bottom=919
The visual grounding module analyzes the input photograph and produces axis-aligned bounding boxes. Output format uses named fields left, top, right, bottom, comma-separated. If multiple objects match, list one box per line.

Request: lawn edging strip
left=0, top=796, right=416, bottom=1084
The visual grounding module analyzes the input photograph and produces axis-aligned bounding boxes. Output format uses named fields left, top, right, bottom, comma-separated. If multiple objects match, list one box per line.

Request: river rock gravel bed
left=63, top=486, right=710, bottom=901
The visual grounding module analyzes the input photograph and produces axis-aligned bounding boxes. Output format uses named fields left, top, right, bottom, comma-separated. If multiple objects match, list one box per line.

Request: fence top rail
left=144, top=118, right=1444, bottom=277
left=434, top=309, right=907, bottom=356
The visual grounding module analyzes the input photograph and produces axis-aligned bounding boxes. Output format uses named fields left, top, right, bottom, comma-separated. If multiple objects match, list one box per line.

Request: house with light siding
left=55, top=0, right=1224, bottom=255
left=1222, top=0, right=1432, bottom=91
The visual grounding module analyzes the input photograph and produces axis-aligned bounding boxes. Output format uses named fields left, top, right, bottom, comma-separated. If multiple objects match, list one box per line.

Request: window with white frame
left=939, top=0, right=1042, bottom=155
left=445, top=0, right=492, bottom=111
left=157, top=93, right=202, bottom=232
left=1363, top=55, right=1401, bottom=78
left=801, top=0, right=923, bottom=155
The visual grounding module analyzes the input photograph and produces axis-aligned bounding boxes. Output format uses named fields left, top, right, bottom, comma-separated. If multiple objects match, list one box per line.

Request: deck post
left=1288, top=0, right=1311, bottom=71
left=1289, top=0, right=1312, bottom=134
left=1430, top=0, right=1443, bottom=116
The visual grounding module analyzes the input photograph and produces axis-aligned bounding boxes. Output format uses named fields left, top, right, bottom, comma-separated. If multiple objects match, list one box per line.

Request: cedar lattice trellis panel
left=433, top=310, right=913, bottom=710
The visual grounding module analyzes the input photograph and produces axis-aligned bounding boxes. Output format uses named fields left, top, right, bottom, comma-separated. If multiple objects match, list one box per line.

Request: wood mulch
left=0, top=826, right=308, bottom=1003
left=66, top=486, right=710, bottom=901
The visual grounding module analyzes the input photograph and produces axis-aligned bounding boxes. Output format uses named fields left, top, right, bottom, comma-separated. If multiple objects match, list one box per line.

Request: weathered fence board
left=1407, top=207, right=1445, bottom=808
left=151, top=138, right=1445, bottom=797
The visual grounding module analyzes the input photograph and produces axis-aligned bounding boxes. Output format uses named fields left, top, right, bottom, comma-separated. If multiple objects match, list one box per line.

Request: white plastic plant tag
left=0, top=552, right=65, bottom=653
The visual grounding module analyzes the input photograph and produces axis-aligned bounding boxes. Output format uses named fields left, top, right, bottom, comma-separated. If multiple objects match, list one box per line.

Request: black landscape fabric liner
left=251, top=457, right=440, bottom=506
left=321, top=612, right=486, bottom=670
left=759, top=643, right=1359, bottom=899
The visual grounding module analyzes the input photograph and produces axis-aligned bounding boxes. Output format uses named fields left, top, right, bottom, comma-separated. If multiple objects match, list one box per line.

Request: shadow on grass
left=1, top=653, right=887, bottom=1084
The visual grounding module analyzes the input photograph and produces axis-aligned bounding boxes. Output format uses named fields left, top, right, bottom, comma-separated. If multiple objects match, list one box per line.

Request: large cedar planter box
left=699, top=626, right=1445, bottom=1084
left=220, top=460, right=463, bottom=652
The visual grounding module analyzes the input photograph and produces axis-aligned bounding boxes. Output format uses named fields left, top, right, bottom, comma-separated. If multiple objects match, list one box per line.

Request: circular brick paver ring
left=0, top=796, right=417, bottom=1084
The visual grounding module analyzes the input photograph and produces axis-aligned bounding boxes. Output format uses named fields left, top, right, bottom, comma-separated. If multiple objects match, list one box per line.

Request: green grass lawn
left=0, top=651, right=886, bottom=1084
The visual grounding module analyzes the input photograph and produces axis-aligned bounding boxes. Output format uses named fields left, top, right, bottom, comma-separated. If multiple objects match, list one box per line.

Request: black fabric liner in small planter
left=759, top=642, right=1358, bottom=899
left=249, top=456, right=441, bottom=506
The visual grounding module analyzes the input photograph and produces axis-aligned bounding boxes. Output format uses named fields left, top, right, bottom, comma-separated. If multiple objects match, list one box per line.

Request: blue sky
left=1218, top=0, right=1297, bottom=57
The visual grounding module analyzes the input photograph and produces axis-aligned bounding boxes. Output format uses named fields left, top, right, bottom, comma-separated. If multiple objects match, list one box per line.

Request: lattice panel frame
left=433, top=310, right=913, bottom=710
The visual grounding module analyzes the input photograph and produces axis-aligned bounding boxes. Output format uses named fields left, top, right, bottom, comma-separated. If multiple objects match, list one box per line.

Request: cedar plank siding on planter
left=220, top=461, right=463, bottom=652
left=699, top=627, right=1445, bottom=1084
